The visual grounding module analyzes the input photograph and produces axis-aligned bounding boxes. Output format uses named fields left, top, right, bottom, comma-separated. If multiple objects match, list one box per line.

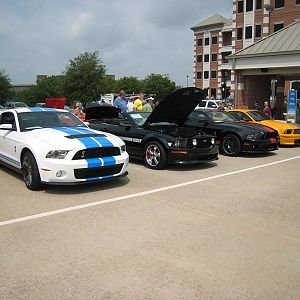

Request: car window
left=18, top=111, right=86, bottom=131
left=129, top=112, right=150, bottom=126
left=187, top=111, right=209, bottom=123
left=206, top=111, right=234, bottom=122
left=207, top=101, right=217, bottom=108
left=0, top=112, right=17, bottom=129
left=248, top=111, right=270, bottom=121
left=228, top=111, right=252, bottom=121
left=198, top=101, right=206, bottom=108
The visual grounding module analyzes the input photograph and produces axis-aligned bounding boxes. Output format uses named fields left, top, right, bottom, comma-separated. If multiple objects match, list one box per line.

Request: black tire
left=221, top=134, right=242, bottom=157
left=144, top=141, right=167, bottom=170
left=22, top=151, right=43, bottom=190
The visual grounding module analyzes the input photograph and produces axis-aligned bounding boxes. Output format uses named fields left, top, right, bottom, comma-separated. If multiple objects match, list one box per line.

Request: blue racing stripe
left=0, top=152, right=21, bottom=167
left=71, top=127, right=96, bottom=134
left=102, top=156, right=116, bottom=166
left=85, top=158, right=102, bottom=168
left=85, top=175, right=113, bottom=182
left=93, top=136, right=114, bottom=147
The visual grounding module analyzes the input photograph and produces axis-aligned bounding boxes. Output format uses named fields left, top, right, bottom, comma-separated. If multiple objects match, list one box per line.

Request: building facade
left=191, top=0, right=300, bottom=100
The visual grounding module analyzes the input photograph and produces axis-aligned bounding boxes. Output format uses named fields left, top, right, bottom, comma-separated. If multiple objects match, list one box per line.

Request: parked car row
left=0, top=87, right=298, bottom=190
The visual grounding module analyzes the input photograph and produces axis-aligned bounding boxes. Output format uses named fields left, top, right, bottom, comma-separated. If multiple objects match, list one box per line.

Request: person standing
left=142, top=98, right=153, bottom=112
left=263, top=101, right=272, bottom=118
left=127, top=98, right=134, bottom=112
left=134, top=94, right=143, bottom=111
left=114, top=90, right=128, bottom=113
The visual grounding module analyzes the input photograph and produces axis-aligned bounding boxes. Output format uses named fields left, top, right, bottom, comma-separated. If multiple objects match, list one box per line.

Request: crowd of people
left=113, top=90, right=155, bottom=113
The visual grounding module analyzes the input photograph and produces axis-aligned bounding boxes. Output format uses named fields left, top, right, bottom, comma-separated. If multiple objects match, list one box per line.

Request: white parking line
left=1, top=155, right=300, bottom=227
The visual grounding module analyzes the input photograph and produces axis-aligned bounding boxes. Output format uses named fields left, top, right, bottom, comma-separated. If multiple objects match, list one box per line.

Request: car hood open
left=85, top=103, right=120, bottom=120
left=144, top=87, right=205, bottom=127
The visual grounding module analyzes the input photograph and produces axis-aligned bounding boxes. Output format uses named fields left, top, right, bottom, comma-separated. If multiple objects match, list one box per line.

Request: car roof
left=1, top=108, right=67, bottom=114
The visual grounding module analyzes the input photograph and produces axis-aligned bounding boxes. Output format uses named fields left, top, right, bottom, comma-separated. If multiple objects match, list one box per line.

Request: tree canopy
left=64, top=51, right=106, bottom=106
left=0, top=70, right=12, bottom=104
left=142, top=73, right=177, bottom=100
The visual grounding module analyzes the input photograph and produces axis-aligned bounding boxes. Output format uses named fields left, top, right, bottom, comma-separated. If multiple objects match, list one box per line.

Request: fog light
left=56, top=170, right=64, bottom=177
left=192, top=139, right=197, bottom=146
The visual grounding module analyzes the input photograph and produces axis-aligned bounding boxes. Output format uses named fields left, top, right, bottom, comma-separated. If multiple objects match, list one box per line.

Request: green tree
left=142, top=73, right=176, bottom=100
left=64, top=51, right=106, bottom=106
left=13, top=75, right=66, bottom=106
left=0, top=69, right=12, bottom=105
left=34, top=75, right=65, bottom=102
left=114, top=76, right=142, bottom=94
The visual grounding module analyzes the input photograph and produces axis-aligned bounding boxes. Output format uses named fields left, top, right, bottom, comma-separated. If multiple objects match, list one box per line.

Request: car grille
left=72, top=147, right=120, bottom=160
left=187, top=138, right=212, bottom=148
left=294, top=129, right=300, bottom=134
left=263, top=132, right=278, bottom=139
left=74, top=164, right=124, bottom=179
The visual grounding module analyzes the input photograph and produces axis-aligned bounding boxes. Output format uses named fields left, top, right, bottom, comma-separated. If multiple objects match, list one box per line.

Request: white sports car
left=0, top=108, right=129, bottom=190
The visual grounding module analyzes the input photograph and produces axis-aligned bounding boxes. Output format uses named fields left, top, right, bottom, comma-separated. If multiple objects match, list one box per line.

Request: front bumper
left=279, top=134, right=300, bottom=145
left=39, top=152, right=129, bottom=184
left=242, top=138, right=279, bottom=152
left=167, top=145, right=219, bottom=165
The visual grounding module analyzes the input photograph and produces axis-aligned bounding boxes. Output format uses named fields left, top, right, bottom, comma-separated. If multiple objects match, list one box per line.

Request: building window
left=237, top=27, right=243, bottom=40
left=255, top=24, right=261, bottom=38
left=256, top=0, right=262, bottom=9
left=238, top=0, right=244, bottom=13
left=211, top=71, right=217, bottom=79
left=205, top=37, right=209, bottom=45
left=212, top=36, right=218, bottom=44
left=296, top=0, right=300, bottom=4
left=274, top=23, right=284, bottom=32
left=246, top=0, right=253, bottom=11
left=197, top=38, right=203, bottom=47
left=275, top=0, right=285, bottom=8
left=196, top=72, right=202, bottom=80
left=211, top=53, right=217, bottom=61
left=197, top=55, right=202, bottom=63
left=245, top=26, right=252, bottom=39
left=204, top=54, right=209, bottom=62
left=204, top=71, right=209, bottom=79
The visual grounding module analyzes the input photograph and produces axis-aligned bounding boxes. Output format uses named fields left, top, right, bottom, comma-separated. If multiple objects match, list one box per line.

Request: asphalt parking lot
left=1, top=147, right=300, bottom=299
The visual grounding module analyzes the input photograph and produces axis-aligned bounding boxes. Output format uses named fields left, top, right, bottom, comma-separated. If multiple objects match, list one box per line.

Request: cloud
left=0, top=0, right=232, bottom=86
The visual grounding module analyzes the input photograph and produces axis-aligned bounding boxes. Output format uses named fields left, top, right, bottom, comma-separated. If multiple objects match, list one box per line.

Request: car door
left=0, top=112, right=22, bottom=169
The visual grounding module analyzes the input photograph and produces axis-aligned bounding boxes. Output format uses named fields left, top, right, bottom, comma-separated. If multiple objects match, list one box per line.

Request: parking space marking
left=1, top=155, right=300, bottom=227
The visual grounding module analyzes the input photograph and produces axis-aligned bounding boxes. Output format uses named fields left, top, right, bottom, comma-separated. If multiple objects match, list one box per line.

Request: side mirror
left=0, top=124, right=13, bottom=130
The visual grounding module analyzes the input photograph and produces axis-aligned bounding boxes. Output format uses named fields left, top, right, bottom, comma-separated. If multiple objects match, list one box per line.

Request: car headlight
left=211, top=138, right=215, bottom=145
left=46, top=150, right=69, bottom=159
left=284, top=129, right=292, bottom=134
left=121, top=145, right=126, bottom=153
left=173, top=138, right=187, bottom=148
left=192, top=138, right=197, bottom=146
left=246, top=132, right=262, bottom=140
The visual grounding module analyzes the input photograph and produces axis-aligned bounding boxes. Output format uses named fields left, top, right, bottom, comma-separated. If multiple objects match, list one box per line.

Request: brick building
left=191, top=0, right=300, bottom=101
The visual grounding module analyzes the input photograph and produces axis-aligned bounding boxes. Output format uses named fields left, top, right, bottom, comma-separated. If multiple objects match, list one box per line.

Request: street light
left=186, top=75, right=189, bottom=87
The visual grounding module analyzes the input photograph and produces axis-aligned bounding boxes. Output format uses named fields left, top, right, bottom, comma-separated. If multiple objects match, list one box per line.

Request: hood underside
left=85, top=103, right=120, bottom=120
left=144, top=87, right=205, bottom=127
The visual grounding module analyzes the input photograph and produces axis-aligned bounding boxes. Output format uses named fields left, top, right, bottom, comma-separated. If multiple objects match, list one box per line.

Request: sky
left=0, top=0, right=232, bottom=87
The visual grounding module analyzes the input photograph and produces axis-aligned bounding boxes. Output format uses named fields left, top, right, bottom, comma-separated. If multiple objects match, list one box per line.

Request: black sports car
left=185, top=109, right=279, bottom=156
left=86, top=88, right=219, bottom=169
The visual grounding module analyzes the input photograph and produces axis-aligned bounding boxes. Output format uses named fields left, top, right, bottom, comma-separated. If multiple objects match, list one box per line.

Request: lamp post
left=186, top=75, right=189, bottom=87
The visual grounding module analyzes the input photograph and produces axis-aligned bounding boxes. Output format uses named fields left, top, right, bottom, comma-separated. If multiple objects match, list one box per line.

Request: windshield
left=18, top=111, right=86, bottom=131
left=248, top=110, right=271, bottom=121
left=129, top=112, right=150, bottom=126
left=15, top=102, right=29, bottom=108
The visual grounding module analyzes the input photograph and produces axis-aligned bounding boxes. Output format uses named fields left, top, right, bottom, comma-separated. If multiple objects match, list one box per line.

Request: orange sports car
left=226, top=109, right=300, bottom=145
